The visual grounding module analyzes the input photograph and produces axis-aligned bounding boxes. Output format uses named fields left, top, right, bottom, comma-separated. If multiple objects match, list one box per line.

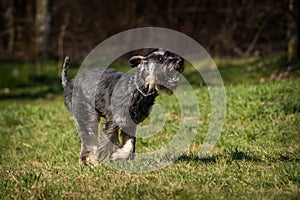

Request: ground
left=0, top=55, right=299, bottom=199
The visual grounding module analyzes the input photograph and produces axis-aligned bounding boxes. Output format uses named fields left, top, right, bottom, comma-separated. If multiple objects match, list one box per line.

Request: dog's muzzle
left=146, top=58, right=184, bottom=93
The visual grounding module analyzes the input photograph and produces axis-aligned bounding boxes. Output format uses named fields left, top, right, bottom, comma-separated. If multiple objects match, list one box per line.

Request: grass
left=0, top=55, right=299, bottom=199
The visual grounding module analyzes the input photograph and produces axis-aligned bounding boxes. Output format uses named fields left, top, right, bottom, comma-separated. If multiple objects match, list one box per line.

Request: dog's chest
left=129, top=92, right=156, bottom=124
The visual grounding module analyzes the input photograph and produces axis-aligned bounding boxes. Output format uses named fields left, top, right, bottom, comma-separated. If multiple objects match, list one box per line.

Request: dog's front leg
left=98, top=121, right=120, bottom=161
left=110, top=130, right=136, bottom=161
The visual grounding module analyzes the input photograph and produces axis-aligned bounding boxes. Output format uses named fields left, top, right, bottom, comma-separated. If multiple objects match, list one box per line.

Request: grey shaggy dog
left=62, top=48, right=184, bottom=165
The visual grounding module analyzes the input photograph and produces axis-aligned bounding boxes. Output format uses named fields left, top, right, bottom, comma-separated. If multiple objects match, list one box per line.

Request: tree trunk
left=287, top=0, right=300, bottom=63
left=128, top=1, right=136, bottom=27
left=35, top=0, right=50, bottom=74
left=57, top=13, right=69, bottom=74
left=2, top=0, right=15, bottom=56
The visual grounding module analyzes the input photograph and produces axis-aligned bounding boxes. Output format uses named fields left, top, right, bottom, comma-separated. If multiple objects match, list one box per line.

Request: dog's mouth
left=168, top=75, right=180, bottom=83
left=163, top=70, right=180, bottom=86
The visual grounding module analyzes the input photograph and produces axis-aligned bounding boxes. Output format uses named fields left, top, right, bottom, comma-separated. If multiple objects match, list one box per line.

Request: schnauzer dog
left=62, top=48, right=184, bottom=165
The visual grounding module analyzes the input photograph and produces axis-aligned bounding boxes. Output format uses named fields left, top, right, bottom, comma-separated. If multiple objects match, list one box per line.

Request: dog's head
left=128, top=48, right=184, bottom=94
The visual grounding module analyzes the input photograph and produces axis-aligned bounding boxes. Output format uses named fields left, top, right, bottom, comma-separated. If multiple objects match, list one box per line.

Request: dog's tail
left=62, top=55, right=70, bottom=90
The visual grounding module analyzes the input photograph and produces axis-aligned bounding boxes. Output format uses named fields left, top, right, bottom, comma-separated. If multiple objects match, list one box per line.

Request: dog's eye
left=157, top=56, right=164, bottom=62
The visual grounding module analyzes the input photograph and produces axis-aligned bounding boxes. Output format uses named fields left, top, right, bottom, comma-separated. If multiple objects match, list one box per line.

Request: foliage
left=0, top=1, right=288, bottom=60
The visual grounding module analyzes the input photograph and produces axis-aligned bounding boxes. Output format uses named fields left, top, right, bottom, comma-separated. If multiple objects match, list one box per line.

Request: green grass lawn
left=0, top=56, right=299, bottom=199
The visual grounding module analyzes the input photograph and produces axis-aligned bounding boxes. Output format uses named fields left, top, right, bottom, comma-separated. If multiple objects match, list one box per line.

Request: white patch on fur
left=110, top=138, right=134, bottom=161
left=145, top=62, right=157, bottom=91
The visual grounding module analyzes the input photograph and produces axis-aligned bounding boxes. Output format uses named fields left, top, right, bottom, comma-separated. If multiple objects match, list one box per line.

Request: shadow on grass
left=176, top=149, right=300, bottom=164
left=0, top=59, right=80, bottom=100
left=0, top=69, right=65, bottom=100
left=176, top=150, right=263, bottom=164
left=0, top=85, right=62, bottom=100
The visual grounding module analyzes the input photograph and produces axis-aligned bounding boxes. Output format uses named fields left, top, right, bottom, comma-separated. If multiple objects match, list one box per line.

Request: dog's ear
left=144, top=48, right=159, bottom=57
left=128, top=56, right=145, bottom=68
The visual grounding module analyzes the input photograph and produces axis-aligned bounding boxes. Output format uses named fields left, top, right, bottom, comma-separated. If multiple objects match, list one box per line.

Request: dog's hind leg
left=73, top=102, right=100, bottom=166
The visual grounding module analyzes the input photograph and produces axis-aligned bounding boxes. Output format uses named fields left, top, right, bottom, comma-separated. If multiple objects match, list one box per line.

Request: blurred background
left=0, top=0, right=291, bottom=59
left=0, top=0, right=299, bottom=97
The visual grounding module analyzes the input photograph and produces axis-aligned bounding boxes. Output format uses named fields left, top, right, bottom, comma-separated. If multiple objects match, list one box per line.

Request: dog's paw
left=110, top=138, right=134, bottom=161
left=110, top=149, right=132, bottom=161
left=80, top=145, right=100, bottom=166
left=81, top=152, right=100, bottom=166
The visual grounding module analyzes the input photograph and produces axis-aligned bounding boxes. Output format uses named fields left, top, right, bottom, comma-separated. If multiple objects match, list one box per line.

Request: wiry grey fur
left=62, top=49, right=184, bottom=165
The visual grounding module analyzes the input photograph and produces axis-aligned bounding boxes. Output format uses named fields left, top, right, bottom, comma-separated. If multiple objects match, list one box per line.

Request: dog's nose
left=176, top=58, right=184, bottom=67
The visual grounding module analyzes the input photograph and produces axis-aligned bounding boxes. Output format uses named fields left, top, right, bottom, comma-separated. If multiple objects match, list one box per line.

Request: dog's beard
left=145, top=76, right=160, bottom=93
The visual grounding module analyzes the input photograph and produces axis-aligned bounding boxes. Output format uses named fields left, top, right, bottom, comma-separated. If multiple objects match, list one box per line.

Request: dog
left=62, top=48, right=184, bottom=165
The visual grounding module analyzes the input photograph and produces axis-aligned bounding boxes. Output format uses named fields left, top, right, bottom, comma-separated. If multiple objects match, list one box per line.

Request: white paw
left=110, top=149, right=132, bottom=161
left=110, top=139, right=134, bottom=161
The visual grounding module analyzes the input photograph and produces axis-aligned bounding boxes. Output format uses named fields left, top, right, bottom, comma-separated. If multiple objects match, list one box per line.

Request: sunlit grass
left=0, top=56, right=299, bottom=199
